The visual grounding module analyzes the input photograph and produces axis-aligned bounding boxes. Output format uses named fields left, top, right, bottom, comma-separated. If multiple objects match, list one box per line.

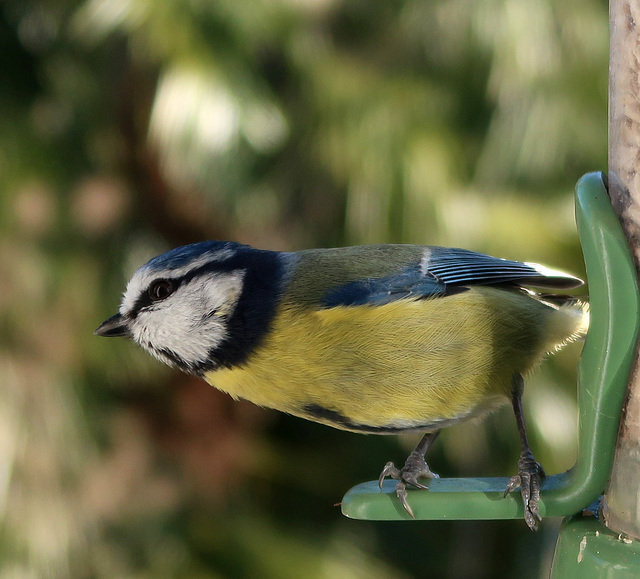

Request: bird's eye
left=149, top=279, right=175, bottom=302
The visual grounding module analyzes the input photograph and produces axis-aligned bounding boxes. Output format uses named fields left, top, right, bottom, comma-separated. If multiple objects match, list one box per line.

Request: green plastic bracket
left=550, top=513, right=640, bottom=578
left=341, top=172, right=640, bottom=522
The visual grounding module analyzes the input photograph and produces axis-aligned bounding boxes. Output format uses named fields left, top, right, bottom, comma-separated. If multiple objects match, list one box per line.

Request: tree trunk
left=601, top=0, right=640, bottom=539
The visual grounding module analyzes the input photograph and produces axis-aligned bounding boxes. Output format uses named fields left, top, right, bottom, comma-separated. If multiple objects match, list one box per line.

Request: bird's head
left=95, top=241, right=281, bottom=374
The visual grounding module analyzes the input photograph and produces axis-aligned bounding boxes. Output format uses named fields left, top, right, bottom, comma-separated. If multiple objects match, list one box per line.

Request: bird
left=95, top=241, right=588, bottom=529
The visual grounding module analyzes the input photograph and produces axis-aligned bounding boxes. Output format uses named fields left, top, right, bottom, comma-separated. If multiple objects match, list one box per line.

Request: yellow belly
left=204, top=287, right=563, bottom=432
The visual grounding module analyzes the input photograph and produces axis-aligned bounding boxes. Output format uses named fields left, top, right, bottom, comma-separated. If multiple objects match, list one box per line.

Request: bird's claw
left=504, top=451, right=545, bottom=531
left=378, top=450, right=439, bottom=518
left=378, top=461, right=401, bottom=487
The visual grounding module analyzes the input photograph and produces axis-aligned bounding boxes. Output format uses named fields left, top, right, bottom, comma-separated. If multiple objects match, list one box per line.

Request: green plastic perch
left=341, top=172, right=640, bottom=522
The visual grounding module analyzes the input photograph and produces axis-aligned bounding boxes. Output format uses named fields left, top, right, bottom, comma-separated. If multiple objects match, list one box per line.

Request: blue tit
left=95, top=241, right=588, bottom=529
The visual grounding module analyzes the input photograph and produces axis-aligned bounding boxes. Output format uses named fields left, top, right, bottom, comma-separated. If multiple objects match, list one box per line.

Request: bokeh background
left=0, top=0, right=608, bottom=577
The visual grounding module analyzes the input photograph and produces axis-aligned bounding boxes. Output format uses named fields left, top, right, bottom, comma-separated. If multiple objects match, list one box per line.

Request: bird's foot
left=504, top=450, right=545, bottom=531
left=378, top=450, right=439, bottom=518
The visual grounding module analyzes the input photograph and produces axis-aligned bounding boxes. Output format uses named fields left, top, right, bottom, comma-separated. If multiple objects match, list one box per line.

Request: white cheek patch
left=129, top=270, right=246, bottom=371
left=202, top=271, right=245, bottom=318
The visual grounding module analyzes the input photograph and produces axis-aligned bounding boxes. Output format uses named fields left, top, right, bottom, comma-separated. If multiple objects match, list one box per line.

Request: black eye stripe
left=130, top=278, right=182, bottom=317
left=127, top=255, right=248, bottom=320
left=128, top=262, right=234, bottom=319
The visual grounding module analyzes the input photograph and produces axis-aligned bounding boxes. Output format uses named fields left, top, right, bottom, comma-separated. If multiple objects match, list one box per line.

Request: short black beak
left=94, top=313, right=130, bottom=337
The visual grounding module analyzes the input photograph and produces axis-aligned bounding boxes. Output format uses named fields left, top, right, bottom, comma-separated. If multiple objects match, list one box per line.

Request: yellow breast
left=204, top=287, right=571, bottom=432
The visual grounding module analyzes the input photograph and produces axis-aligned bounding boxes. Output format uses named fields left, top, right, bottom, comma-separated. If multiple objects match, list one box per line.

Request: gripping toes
left=378, top=450, right=439, bottom=518
left=504, top=452, right=545, bottom=531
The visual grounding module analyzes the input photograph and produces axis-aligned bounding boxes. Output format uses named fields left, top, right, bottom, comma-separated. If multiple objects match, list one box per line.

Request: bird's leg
left=503, top=374, right=545, bottom=531
left=378, top=431, right=440, bottom=518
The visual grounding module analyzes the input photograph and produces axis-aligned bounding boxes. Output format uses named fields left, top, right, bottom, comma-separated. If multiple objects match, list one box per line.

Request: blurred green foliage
left=0, top=0, right=607, bottom=577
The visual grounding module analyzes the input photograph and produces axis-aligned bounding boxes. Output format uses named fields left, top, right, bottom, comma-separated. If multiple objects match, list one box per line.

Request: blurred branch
left=118, top=64, right=232, bottom=246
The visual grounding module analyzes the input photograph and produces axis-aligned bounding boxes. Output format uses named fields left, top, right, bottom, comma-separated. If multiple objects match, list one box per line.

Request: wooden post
left=601, top=0, right=640, bottom=539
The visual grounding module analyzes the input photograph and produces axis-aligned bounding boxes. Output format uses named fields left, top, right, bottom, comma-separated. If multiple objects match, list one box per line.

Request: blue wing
left=426, top=247, right=583, bottom=288
left=323, top=270, right=448, bottom=307
left=322, top=246, right=583, bottom=308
